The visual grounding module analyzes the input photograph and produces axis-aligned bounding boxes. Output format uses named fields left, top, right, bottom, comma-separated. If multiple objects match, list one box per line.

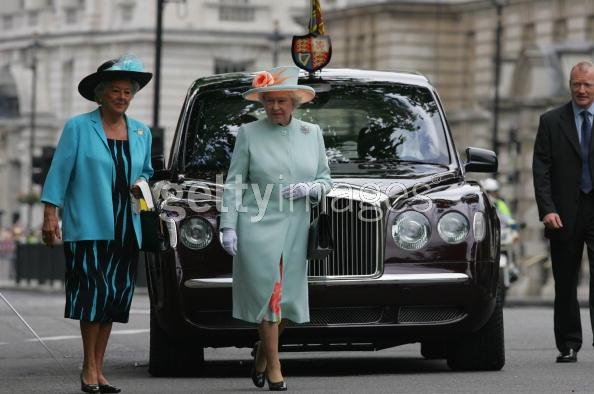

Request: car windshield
left=183, top=81, right=451, bottom=176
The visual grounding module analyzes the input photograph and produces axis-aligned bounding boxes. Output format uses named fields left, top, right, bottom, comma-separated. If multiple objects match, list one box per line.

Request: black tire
left=149, top=308, right=204, bottom=377
left=446, top=287, right=505, bottom=371
left=420, top=341, right=447, bottom=359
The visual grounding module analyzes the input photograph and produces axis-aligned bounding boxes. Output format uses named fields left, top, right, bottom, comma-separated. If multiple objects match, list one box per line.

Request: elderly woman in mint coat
left=220, top=66, right=332, bottom=391
left=40, top=56, right=152, bottom=394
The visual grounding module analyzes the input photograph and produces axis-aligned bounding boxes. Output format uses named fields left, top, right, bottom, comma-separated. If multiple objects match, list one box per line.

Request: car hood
left=329, top=171, right=460, bottom=203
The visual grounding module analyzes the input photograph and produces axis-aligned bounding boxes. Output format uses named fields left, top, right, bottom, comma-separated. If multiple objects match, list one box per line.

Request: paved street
left=1, top=289, right=594, bottom=393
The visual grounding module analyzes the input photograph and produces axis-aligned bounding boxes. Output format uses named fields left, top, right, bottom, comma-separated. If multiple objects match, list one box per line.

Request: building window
left=2, top=15, right=13, bottom=30
left=65, top=8, right=76, bottom=24
left=553, top=18, right=567, bottom=42
left=588, top=15, right=594, bottom=41
left=0, top=67, right=20, bottom=118
left=522, top=23, right=535, bottom=47
left=121, top=4, right=134, bottom=21
left=219, top=0, right=255, bottom=22
left=214, top=58, right=253, bottom=74
left=27, top=11, right=38, bottom=26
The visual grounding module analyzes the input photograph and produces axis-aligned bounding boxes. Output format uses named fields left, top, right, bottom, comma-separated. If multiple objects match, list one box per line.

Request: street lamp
left=269, top=19, right=282, bottom=68
left=26, top=35, right=41, bottom=234
left=153, top=0, right=186, bottom=158
left=491, top=0, right=507, bottom=159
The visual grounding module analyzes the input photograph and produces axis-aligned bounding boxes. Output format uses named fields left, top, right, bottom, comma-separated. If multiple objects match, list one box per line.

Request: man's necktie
left=580, top=110, right=592, bottom=193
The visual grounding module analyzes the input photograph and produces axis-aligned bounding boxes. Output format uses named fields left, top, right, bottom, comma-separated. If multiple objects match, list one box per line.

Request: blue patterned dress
left=63, top=139, right=138, bottom=323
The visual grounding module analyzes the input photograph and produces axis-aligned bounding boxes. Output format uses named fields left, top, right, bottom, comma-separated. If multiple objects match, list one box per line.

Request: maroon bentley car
left=145, top=68, right=503, bottom=376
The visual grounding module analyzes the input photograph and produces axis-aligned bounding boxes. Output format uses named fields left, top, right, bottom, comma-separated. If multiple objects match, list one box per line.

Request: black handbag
left=140, top=210, right=164, bottom=252
left=307, top=196, right=334, bottom=260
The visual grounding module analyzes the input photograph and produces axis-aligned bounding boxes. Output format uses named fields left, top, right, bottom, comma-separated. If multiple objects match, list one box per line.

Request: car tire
left=446, top=287, right=505, bottom=371
left=149, top=308, right=205, bottom=377
left=420, top=341, right=447, bottom=359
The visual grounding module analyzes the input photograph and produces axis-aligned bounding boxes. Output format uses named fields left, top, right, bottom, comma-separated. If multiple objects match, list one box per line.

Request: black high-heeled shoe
left=99, top=383, right=121, bottom=393
left=266, top=376, right=287, bottom=391
left=80, top=373, right=100, bottom=394
left=251, top=341, right=265, bottom=388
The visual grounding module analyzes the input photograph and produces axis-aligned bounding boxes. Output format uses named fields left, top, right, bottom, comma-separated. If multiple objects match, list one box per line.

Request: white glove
left=281, top=182, right=321, bottom=200
left=221, top=228, right=237, bottom=256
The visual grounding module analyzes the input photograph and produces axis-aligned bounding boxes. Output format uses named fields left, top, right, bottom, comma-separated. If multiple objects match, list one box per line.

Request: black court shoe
left=251, top=341, right=265, bottom=388
left=556, top=348, right=578, bottom=363
left=267, top=377, right=287, bottom=391
left=80, top=373, right=100, bottom=394
left=99, top=383, right=122, bottom=393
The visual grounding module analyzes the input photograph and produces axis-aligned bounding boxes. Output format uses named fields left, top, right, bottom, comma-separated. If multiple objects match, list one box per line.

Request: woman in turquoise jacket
left=40, top=56, right=153, bottom=394
left=220, top=66, right=332, bottom=391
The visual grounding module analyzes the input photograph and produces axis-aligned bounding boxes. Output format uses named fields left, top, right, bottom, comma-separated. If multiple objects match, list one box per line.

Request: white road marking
left=0, top=329, right=149, bottom=346
left=129, top=308, right=150, bottom=314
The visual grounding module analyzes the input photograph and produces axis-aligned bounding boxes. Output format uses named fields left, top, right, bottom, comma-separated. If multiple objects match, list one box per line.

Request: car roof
left=190, top=68, right=433, bottom=92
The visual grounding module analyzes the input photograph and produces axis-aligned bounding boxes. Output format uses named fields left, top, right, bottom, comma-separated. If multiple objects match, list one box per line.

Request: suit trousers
left=550, top=191, right=594, bottom=353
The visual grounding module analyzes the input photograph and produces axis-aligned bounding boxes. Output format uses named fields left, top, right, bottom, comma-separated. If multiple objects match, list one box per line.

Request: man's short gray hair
left=570, top=61, right=594, bottom=77
left=258, top=91, right=302, bottom=108
left=94, top=79, right=140, bottom=104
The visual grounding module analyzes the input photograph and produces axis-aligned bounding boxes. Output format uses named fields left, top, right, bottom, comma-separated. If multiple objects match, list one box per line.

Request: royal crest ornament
left=292, top=0, right=332, bottom=73
left=292, top=34, right=332, bottom=73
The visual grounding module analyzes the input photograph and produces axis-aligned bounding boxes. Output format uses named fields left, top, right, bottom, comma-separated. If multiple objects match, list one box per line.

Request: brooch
left=300, top=125, right=310, bottom=134
left=136, top=128, right=144, bottom=136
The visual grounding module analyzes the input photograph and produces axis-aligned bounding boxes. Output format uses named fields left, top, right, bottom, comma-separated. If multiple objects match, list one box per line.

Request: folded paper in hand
left=132, top=179, right=154, bottom=213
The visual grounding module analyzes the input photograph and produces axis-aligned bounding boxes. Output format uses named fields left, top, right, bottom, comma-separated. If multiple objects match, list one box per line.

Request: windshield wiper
left=358, top=159, right=449, bottom=169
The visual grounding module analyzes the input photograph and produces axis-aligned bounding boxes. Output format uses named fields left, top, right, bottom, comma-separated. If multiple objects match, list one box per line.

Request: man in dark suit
left=533, top=61, right=594, bottom=363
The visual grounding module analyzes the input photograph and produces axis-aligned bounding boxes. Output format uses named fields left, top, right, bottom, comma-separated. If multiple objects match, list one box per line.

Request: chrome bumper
left=184, top=273, right=469, bottom=289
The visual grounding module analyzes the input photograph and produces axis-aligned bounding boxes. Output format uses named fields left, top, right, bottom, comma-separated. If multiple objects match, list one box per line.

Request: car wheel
left=149, top=308, right=205, bottom=377
left=446, top=287, right=505, bottom=371
left=420, top=341, right=447, bottom=359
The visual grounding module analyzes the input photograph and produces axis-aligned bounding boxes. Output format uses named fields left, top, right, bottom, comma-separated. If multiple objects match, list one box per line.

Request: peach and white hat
left=242, top=66, right=315, bottom=103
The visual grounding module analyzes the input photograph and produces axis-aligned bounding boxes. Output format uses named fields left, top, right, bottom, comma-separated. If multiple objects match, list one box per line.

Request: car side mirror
left=150, top=154, right=171, bottom=181
left=464, top=147, right=498, bottom=173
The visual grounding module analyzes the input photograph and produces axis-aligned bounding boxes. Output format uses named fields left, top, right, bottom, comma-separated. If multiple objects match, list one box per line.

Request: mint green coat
left=220, top=118, right=332, bottom=323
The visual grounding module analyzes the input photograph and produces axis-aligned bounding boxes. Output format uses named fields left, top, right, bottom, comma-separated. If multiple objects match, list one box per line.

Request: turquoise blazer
left=41, top=108, right=153, bottom=247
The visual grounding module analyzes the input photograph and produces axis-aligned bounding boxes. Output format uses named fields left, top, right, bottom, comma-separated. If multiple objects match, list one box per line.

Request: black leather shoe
left=267, top=377, right=287, bottom=391
left=99, top=384, right=121, bottom=393
left=556, top=348, right=578, bottom=363
left=80, top=373, right=100, bottom=393
left=251, top=365, right=266, bottom=388
left=251, top=341, right=265, bottom=388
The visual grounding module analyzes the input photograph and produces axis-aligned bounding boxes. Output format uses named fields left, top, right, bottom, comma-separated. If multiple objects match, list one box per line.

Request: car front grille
left=302, top=307, right=383, bottom=325
left=397, top=307, right=467, bottom=324
left=308, top=197, right=384, bottom=278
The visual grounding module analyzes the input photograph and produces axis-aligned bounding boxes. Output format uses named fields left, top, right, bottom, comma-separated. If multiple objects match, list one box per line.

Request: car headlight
left=180, top=217, right=213, bottom=250
left=392, top=211, right=431, bottom=250
left=473, top=212, right=486, bottom=242
left=437, top=211, right=469, bottom=244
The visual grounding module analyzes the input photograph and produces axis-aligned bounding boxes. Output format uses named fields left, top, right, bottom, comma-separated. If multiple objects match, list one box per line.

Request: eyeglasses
left=570, top=82, right=594, bottom=90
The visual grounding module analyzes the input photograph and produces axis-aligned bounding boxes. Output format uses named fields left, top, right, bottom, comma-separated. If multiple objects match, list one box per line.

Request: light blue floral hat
left=243, top=66, right=315, bottom=103
left=78, top=55, right=153, bottom=101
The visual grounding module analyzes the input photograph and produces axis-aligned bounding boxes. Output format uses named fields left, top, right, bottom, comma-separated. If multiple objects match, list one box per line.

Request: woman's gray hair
left=94, top=79, right=140, bottom=104
left=258, top=91, right=302, bottom=108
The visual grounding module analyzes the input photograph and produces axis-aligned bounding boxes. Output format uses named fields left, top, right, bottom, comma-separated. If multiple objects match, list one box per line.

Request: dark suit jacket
left=533, top=101, right=591, bottom=240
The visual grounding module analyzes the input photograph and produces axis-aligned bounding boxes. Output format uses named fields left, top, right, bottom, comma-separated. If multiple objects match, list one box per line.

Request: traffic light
left=31, top=146, right=55, bottom=186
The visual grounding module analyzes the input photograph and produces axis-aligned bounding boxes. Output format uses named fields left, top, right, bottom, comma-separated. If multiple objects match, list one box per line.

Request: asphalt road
left=1, top=289, right=594, bottom=393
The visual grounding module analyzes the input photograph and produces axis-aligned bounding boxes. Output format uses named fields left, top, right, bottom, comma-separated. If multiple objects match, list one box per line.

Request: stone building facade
left=0, top=0, right=307, bottom=231
left=324, top=0, right=594, bottom=257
